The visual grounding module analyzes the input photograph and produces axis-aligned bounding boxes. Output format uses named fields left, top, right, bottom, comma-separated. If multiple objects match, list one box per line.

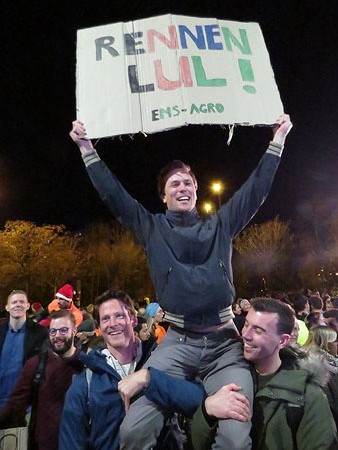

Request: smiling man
left=70, top=113, right=292, bottom=449
left=191, top=298, right=338, bottom=450
left=0, top=290, right=48, bottom=408
left=59, top=289, right=205, bottom=450
left=0, top=310, right=82, bottom=450
left=159, top=160, right=198, bottom=212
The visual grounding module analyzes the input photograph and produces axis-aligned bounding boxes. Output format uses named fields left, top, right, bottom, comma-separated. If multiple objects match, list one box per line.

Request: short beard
left=51, top=337, right=73, bottom=355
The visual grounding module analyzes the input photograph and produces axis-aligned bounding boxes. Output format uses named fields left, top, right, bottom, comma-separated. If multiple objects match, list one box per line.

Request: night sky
left=1, top=1, right=337, bottom=233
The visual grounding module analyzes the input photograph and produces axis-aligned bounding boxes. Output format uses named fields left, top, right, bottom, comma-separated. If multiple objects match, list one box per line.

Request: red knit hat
left=56, top=284, right=75, bottom=302
left=31, top=302, right=43, bottom=313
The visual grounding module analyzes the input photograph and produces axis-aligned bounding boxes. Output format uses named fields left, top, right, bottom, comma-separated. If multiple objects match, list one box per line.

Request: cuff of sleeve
left=82, top=151, right=100, bottom=167
left=267, top=141, right=283, bottom=157
left=202, top=401, right=218, bottom=428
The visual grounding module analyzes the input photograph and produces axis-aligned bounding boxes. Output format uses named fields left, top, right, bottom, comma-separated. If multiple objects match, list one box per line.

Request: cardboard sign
left=76, top=14, right=284, bottom=138
left=0, top=427, right=28, bottom=450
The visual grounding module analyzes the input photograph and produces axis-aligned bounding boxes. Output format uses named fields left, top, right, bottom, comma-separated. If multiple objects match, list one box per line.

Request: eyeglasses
left=49, top=327, right=71, bottom=336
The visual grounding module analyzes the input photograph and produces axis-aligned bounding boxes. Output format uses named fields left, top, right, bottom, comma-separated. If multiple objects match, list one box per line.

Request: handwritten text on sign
left=76, top=15, right=283, bottom=137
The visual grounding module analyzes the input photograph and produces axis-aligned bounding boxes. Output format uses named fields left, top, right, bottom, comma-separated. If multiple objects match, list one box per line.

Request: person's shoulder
left=63, top=369, right=88, bottom=404
left=71, top=302, right=81, bottom=311
left=79, top=348, right=107, bottom=370
left=0, top=317, right=8, bottom=328
left=21, top=351, right=41, bottom=374
left=26, top=318, right=49, bottom=335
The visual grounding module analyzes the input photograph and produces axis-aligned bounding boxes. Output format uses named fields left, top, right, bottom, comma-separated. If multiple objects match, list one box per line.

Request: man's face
left=58, top=298, right=71, bottom=310
left=6, top=293, right=30, bottom=320
left=242, top=308, right=289, bottom=365
left=49, top=317, right=76, bottom=355
left=163, top=170, right=197, bottom=212
left=99, top=299, right=137, bottom=352
left=76, top=332, right=89, bottom=344
left=289, top=318, right=299, bottom=347
left=233, top=303, right=241, bottom=315
left=138, top=323, right=151, bottom=341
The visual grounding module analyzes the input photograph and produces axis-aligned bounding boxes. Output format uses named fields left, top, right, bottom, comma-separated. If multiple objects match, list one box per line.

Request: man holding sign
left=70, top=113, right=292, bottom=449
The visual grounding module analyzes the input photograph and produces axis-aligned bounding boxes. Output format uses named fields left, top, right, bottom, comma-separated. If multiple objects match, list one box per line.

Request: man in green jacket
left=191, top=298, right=337, bottom=450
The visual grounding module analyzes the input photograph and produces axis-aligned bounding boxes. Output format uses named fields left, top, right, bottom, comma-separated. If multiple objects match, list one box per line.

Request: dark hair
left=292, top=295, right=309, bottom=314
left=308, top=296, right=323, bottom=311
left=134, top=316, right=147, bottom=334
left=305, top=312, right=322, bottom=329
left=323, top=309, right=338, bottom=320
left=49, top=309, right=76, bottom=327
left=93, top=289, right=135, bottom=322
left=331, top=297, right=338, bottom=309
left=251, top=298, right=294, bottom=334
left=157, top=160, right=197, bottom=200
left=137, top=300, right=148, bottom=309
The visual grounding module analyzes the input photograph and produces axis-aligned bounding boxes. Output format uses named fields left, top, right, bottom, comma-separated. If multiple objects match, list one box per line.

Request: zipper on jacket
left=160, top=267, right=172, bottom=296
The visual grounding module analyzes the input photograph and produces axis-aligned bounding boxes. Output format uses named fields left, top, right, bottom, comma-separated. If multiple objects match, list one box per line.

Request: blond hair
left=304, top=325, right=337, bottom=353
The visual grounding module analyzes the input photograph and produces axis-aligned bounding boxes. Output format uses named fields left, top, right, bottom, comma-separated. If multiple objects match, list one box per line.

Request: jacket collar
left=165, top=208, right=199, bottom=226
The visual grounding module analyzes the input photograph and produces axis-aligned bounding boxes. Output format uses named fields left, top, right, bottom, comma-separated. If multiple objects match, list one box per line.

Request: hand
left=272, top=113, right=293, bottom=146
left=118, top=369, right=150, bottom=411
left=69, top=120, right=95, bottom=155
left=204, top=383, right=251, bottom=422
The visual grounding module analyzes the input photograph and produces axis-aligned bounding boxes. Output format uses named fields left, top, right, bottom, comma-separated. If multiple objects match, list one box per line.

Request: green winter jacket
left=252, top=368, right=337, bottom=450
left=191, top=358, right=337, bottom=450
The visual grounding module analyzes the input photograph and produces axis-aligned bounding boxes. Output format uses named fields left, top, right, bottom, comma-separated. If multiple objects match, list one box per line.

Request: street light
left=211, top=181, right=224, bottom=209
left=202, top=202, right=213, bottom=214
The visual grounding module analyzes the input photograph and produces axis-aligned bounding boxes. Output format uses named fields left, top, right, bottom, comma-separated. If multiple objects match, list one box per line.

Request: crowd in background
left=0, top=284, right=337, bottom=449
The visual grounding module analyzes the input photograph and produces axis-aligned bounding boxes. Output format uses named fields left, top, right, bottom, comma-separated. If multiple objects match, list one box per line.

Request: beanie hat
left=144, top=302, right=160, bottom=318
left=56, top=284, right=75, bottom=302
left=77, top=319, right=95, bottom=337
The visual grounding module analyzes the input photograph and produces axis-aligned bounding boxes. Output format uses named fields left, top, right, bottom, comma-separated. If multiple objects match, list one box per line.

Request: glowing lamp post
left=211, top=181, right=224, bottom=209
left=203, top=202, right=213, bottom=214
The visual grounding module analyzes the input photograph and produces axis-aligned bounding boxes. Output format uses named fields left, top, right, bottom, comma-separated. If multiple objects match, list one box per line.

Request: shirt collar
left=9, top=321, right=26, bottom=333
left=102, top=339, right=142, bottom=367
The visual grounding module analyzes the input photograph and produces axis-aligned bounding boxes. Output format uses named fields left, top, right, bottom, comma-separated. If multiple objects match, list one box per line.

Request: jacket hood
left=298, top=351, right=332, bottom=387
left=279, top=346, right=301, bottom=369
left=280, top=346, right=331, bottom=387
left=79, top=349, right=120, bottom=379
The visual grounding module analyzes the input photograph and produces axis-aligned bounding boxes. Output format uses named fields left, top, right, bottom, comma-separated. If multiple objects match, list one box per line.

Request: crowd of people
left=0, top=286, right=337, bottom=449
left=0, top=113, right=337, bottom=449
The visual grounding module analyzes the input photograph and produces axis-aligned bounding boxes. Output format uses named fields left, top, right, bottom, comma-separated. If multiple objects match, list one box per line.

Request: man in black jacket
left=0, top=289, right=48, bottom=407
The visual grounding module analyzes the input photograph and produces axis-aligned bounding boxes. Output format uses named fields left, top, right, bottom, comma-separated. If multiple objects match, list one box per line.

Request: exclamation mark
left=238, top=59, right=256, bottom=94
